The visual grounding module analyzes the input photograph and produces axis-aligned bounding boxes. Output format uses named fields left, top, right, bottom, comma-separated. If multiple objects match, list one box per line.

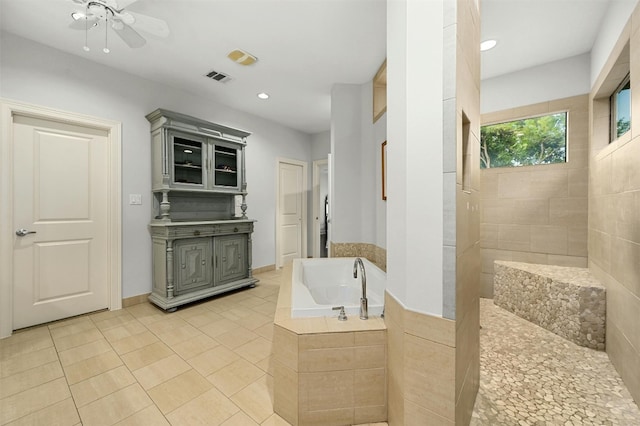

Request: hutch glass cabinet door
left=212, top=141, right=240, bottom=190
left=172, top=134, right=206, bottom=188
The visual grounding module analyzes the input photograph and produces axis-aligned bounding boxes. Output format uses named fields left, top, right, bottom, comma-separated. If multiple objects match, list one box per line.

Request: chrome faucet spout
left=353, top=257, right=368, bottom=320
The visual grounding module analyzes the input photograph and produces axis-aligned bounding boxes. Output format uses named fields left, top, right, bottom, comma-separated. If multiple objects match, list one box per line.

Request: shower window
left=480, top=112, right=567, bottom=169
left=610, top=73, right=631, bottom=142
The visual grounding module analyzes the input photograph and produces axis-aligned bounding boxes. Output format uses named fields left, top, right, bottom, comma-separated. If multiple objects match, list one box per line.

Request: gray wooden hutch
left=146, top=109, right=257, bottom=311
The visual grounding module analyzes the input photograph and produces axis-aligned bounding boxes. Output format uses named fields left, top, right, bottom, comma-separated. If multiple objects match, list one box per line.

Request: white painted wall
left=311, top=131, right=330, bottom=161
left=1, top=32, right=313, bottom=298
left=591, top=0, right=639, bottom=88
left=386, top=0, right=444, bottom=316
left=481, top=54, right=591, bottom=114
left=331, top=84, right=365, bottom=243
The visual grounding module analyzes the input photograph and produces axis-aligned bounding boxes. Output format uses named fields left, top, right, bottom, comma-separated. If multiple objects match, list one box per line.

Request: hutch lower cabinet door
left=173, top=238, right=213, bottom=295
left=215, top=234, right=248, bottom=285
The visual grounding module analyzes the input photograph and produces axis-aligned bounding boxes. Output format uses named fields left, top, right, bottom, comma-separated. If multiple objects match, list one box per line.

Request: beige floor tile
left=69, top=365, right=136, bottom=408
left=0, top=377, right=71, bottom=424
left=145, top=316, right=189, bottom=335
left=220, top=307, right=254, bottom=322
left=208, top=358, right=265, bottom=397
left=58, top=339, right=112, bottom=367
left=255, top=355, right=274, bottom=376
left=216, top=327, right=259, bottom=350
left=53, top=328, right=104, bottom=352
left=0, top=346, right=58, bottom=378
left=4, top=397, right=80, bottom=426
left=0, top=330, right=53, bottom=362
left=237, top=296, right=270, bottom=309
left=132, top=354, right=191, bottom=390
left=147, top=369, right=213, bottom=414
left=109, top=330, right=158, bottom=356
left=189, top=345, right=240, bottom=376
left=113, top=405, right=170, bottom=426
left=63, top=350, right=123, bottom=385
left=230, top=376, right=274, bottom=423
left=77, top=383, right=152, bottom=426
left=0, top=360, right=63, bottom=399
left=170, top=333, right=219, bottom=360
left=181, top=310, right=224, bottom=328
left=260, top=413, right=291, bottom=426
left=254, top=323, right=275, bottom=341
left=234, top=337, right=273, bottom=364
left=251, top=302, right=277, bottom=318
left=120, top=341, right=173, bottom=371
left=48, top=317, right=96, bottom=337
left=101, top=321, right=148, bottom=343
left=92, top=313, right=136, bottom=332
left=236, top=313, right=273, bottom=331
left=199, top=318, right=241, bottom=338
left=221, top=411, right=260, bottom=426
left=0, top=326, right=50, bottom=349
left=125, top=303, right=166, bottom=324
left=154, top=323, right=202, bottom=346
left=166, top=387, right=240, bottom=426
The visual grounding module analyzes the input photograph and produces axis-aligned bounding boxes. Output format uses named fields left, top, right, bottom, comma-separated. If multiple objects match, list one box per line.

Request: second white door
left=277, top=159, right=306, bottom=267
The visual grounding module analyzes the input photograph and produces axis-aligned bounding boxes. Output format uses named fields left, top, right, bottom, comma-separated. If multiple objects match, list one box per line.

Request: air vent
left=205, top=70, right=232, bottom=83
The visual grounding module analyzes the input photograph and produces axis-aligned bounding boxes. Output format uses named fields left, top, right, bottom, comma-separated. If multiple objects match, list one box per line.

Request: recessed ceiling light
left=257, top=92, right=269, bottom=100
left=481, top=39, right=497, bottom=52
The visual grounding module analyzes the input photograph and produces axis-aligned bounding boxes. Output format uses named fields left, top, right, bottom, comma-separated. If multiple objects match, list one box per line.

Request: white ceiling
left=0, top=0, right=614, bottom=134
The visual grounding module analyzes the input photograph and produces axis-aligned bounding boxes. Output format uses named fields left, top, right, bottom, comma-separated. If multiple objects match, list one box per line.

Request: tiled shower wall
left=589, top=9, right=640, bottom=404
left=479, top=95, right=589, bottom=298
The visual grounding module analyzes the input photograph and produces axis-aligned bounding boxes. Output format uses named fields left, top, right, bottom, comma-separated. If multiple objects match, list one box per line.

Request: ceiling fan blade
left=112, top=22, right=146, bottom=48
left=127, top=11, right=170, bottom=38
left=69, top=16, right=98, bottom=30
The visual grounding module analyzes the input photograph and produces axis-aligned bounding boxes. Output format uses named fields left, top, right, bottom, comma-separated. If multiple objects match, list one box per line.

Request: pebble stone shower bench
left=493, top=261, right=606, bottom=350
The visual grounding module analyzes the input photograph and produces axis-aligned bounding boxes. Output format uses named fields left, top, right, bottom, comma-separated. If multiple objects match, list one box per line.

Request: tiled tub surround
left=272, top=264, right=387, bottom=425
left=494, top=261, right=605, bottom=350
left=330, top=243, right=387, bottom=272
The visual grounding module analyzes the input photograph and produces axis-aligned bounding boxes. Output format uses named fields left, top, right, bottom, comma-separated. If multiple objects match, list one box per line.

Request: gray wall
left=1, top=32, right=313, bottom=298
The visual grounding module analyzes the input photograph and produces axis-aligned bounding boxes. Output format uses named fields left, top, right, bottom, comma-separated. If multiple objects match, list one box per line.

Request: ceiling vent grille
left=205, top=70, right=232, bottom=83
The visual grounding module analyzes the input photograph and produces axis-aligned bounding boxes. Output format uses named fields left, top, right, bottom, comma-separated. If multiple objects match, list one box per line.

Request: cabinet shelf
left=175, top=142, right=202, bottom=150
left=215, top=150, right=236, bottom=157
left=176, top=164, right=202, bottom=169
left=215, top=169, right=237, bottom=174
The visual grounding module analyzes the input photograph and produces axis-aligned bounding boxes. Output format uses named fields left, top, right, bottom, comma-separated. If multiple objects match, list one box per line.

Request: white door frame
left=275, top=157, right=308, bottom=268
left=0, top=99, right=122, bottom=338
left=312, top=158, right=328, bottom=258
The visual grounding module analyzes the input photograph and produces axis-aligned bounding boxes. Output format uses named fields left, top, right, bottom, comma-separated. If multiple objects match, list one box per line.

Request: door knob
left=15, top=228, right=36, bottom=237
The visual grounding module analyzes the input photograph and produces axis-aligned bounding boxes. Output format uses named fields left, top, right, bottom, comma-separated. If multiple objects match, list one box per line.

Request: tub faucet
left=353, top=257, right=368, bottom=320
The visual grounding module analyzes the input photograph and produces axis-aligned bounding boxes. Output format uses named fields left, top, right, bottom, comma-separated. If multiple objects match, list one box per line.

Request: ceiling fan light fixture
left=228, top=49, right=258, bottom=66
left=71, top=12, right=85, bottom=21
left=480, top=39, right=497, bottom=52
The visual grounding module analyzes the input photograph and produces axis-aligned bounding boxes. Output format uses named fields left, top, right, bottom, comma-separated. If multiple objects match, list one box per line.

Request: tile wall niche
left=479, top=94, right=590, bottom=298
left=589, top=7, right=640, bottom=404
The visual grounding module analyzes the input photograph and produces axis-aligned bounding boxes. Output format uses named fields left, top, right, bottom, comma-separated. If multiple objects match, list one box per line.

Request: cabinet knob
left=181, top=264, right=186, bottom=269
left=233, top=227, right=238, bottom=232
left=202, top=260, right=206, bottom=265
left=193, top=230, right=201, bottom=236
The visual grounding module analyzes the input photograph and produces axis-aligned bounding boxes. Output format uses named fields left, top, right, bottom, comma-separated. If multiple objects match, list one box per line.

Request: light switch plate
left=129, top=194, right=142, bottom=205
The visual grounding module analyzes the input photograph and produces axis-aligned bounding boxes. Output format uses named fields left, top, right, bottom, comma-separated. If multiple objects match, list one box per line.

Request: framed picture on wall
left=382, top=140, right=387, bottom=201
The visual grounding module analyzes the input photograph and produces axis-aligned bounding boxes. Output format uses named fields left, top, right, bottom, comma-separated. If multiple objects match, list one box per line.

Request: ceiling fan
left=69, top=0, right=169, bottom=52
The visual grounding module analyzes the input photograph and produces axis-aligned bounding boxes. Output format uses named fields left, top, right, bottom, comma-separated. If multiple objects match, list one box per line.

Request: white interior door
left=12, top=115, right=110, bottom=329
left=277, top=159, right=306, bottom=267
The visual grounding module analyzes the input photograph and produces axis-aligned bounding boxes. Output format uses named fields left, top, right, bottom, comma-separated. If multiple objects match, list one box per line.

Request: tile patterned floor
left=1, top=270, right=638, bottom=425
left=471, top=298, right=640, bottom=426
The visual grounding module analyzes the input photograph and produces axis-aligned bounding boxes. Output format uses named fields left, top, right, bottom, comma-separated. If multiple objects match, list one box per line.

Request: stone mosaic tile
left=471, top=298, right=640, bottom=426
left=494, top=261, right=605, bottom=350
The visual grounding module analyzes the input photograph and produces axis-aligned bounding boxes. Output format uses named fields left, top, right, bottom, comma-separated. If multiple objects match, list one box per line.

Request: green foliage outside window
left=480, top=112, right=567, bottom=169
